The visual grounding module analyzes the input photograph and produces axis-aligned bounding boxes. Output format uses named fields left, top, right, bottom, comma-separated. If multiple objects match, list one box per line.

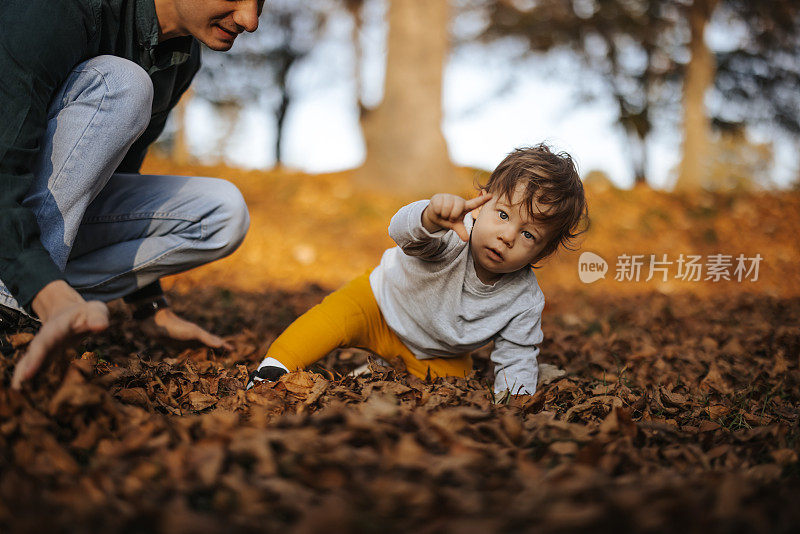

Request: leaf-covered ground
left=2, top=288, right=799, bottom=533
left=2, top=159, right=799, bottom=531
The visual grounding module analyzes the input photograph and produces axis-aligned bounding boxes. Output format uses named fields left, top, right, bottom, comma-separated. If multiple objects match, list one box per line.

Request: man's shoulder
left=0, top=0, right=101, bottom=65
left=42, top=0, right=101, bottom=21
left=3, top=0, right=97, bottom=26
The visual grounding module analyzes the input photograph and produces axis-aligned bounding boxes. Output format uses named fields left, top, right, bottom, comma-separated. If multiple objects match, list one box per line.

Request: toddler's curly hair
left=479, top=143, right=589, bottom=265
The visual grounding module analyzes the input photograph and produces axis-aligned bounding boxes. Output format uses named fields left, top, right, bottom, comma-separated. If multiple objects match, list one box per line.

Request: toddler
left=248, top=144, right=588, bottom=396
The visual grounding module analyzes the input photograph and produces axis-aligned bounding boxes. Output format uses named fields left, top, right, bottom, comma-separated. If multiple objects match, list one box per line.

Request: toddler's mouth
left=487, top=247, right=503, bottom=262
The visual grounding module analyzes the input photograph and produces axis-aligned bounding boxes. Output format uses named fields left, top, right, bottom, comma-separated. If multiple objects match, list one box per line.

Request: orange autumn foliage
left=141, top=156, right=800, bottom=298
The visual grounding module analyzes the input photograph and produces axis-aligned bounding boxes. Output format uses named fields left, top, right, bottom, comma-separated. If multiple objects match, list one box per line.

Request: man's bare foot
left=12, top=284, right=109, bottom=390
left=138, top=308, right=233, bottom=351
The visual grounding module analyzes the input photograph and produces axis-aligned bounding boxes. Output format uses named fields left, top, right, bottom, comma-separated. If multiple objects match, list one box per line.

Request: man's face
left=469, top=184, right=551, bottom=285
left=174, top=0, right=264, bottom=51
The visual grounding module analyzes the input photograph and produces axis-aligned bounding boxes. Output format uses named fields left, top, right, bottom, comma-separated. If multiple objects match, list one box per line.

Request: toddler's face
left=469, top=184, right=550, bottom=285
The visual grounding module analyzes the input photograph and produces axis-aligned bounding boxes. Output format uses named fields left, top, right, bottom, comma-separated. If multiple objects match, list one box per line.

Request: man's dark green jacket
left=0, top=0, right=200, bottom=309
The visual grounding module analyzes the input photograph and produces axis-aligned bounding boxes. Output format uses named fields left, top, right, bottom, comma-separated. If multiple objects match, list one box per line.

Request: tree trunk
left=675, top=0, right=718, bottom=191
left=344, top=0, right=367, bottom=118
left=356, top=0, right=458, bottom=195
left=213, top=101, right=241, bottom=163
left=274, top=50, right=294, bottom=166
left=632, top=132, right=647, bottom=185
left=275, top=90, right=289, bottom=166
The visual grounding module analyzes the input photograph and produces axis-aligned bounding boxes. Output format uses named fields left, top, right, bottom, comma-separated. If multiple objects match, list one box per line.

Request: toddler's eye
left=498, top=210, right=508, bottom=220
left=523, top=230, right=535, bottom=241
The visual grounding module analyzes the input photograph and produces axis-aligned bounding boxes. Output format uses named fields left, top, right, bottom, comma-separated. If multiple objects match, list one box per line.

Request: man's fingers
left=464, top=192, right=493, bottom=211
left=87, top=301, right=110, bottom=330
left=11, top=356, right=31, bottom=389
left=73, top=301, right=110, bottom=333
left=12, top=338, right=49, bottom=390
left=11, top=300, right=109, bottom=390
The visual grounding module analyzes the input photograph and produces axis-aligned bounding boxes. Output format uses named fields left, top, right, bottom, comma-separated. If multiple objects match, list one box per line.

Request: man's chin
left=201, top=37, right=235, bottom=52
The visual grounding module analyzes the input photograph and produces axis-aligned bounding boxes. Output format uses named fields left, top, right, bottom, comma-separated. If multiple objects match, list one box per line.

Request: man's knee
left=79, top=55, right=154, bottom=136
left=204, top=179, right=250, bottom=258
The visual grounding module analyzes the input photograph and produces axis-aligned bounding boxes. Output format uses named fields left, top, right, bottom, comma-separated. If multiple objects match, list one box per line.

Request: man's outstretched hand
left=12, top=280, right=109, bottom=390
left=10, top=282, right=230, bottom=389
left=421, top=191, right=492, bottom=241
left=138, top=308, right=233, bottom=351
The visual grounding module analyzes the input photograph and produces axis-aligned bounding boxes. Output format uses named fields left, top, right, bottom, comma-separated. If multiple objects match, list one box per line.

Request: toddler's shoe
left=246, top=357, right=289, bottom=390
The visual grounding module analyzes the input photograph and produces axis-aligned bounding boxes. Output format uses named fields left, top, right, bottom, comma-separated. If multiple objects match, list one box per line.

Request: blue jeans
left=0, top=56, right=250, bottom=314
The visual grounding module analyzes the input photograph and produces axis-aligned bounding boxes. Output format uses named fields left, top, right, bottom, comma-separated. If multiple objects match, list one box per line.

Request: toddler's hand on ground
left=422, top=192, right=492, bottom=241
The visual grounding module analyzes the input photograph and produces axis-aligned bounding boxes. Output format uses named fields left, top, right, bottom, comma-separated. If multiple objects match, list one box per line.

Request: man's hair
left=479, top=143, right=589, bottom=265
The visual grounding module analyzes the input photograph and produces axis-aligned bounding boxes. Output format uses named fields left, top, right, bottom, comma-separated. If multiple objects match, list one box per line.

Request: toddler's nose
left=499, top=231, right=514, bottom=247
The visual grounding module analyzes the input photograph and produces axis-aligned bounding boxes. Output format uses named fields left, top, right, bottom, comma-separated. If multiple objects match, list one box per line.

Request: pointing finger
left=464, top=192, right=493, bottom=211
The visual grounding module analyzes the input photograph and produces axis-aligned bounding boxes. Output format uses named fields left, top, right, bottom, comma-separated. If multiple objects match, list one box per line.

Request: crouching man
left=0, top=0, right=265, bottom=388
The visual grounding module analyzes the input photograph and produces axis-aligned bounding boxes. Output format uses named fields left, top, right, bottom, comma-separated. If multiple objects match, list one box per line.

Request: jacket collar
left=136, top=0, right=195, bottom=73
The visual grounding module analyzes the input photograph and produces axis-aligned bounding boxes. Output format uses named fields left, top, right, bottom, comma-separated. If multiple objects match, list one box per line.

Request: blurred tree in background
left=712, top=1, right=800, bottom=166
left=471, top=0, right=800, bottom=190
left=170, top=0, right=800, bottom=192
left=677, top=0, right=800, bottom=190
left=341, top=0, right=369, bottom=117
left=355, top=0, right=458, bottom=193
left=189, top=0, right=326, bottom=165
left=470, top=0, right=679, bottom=185
left=677, top=0, right=718, bottom=191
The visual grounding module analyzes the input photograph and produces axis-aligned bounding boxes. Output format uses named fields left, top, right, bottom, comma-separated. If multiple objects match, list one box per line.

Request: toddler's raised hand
left=422, top=192, right=492, bottom=241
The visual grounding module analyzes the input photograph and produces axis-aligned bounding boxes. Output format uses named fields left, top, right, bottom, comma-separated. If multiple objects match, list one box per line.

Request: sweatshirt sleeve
left=491, top=298, right=545, bottom=396
left=387, top=200, right=465, bottom=261
left=0, top=0, right=94, bottom=307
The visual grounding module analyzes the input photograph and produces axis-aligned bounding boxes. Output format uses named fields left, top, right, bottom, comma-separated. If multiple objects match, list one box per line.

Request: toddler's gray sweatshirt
left=369, top=200, right=545, bottom=395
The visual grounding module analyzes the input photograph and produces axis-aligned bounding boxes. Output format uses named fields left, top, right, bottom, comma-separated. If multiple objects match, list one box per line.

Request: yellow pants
left=267, top=273, right=473, bottom=380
